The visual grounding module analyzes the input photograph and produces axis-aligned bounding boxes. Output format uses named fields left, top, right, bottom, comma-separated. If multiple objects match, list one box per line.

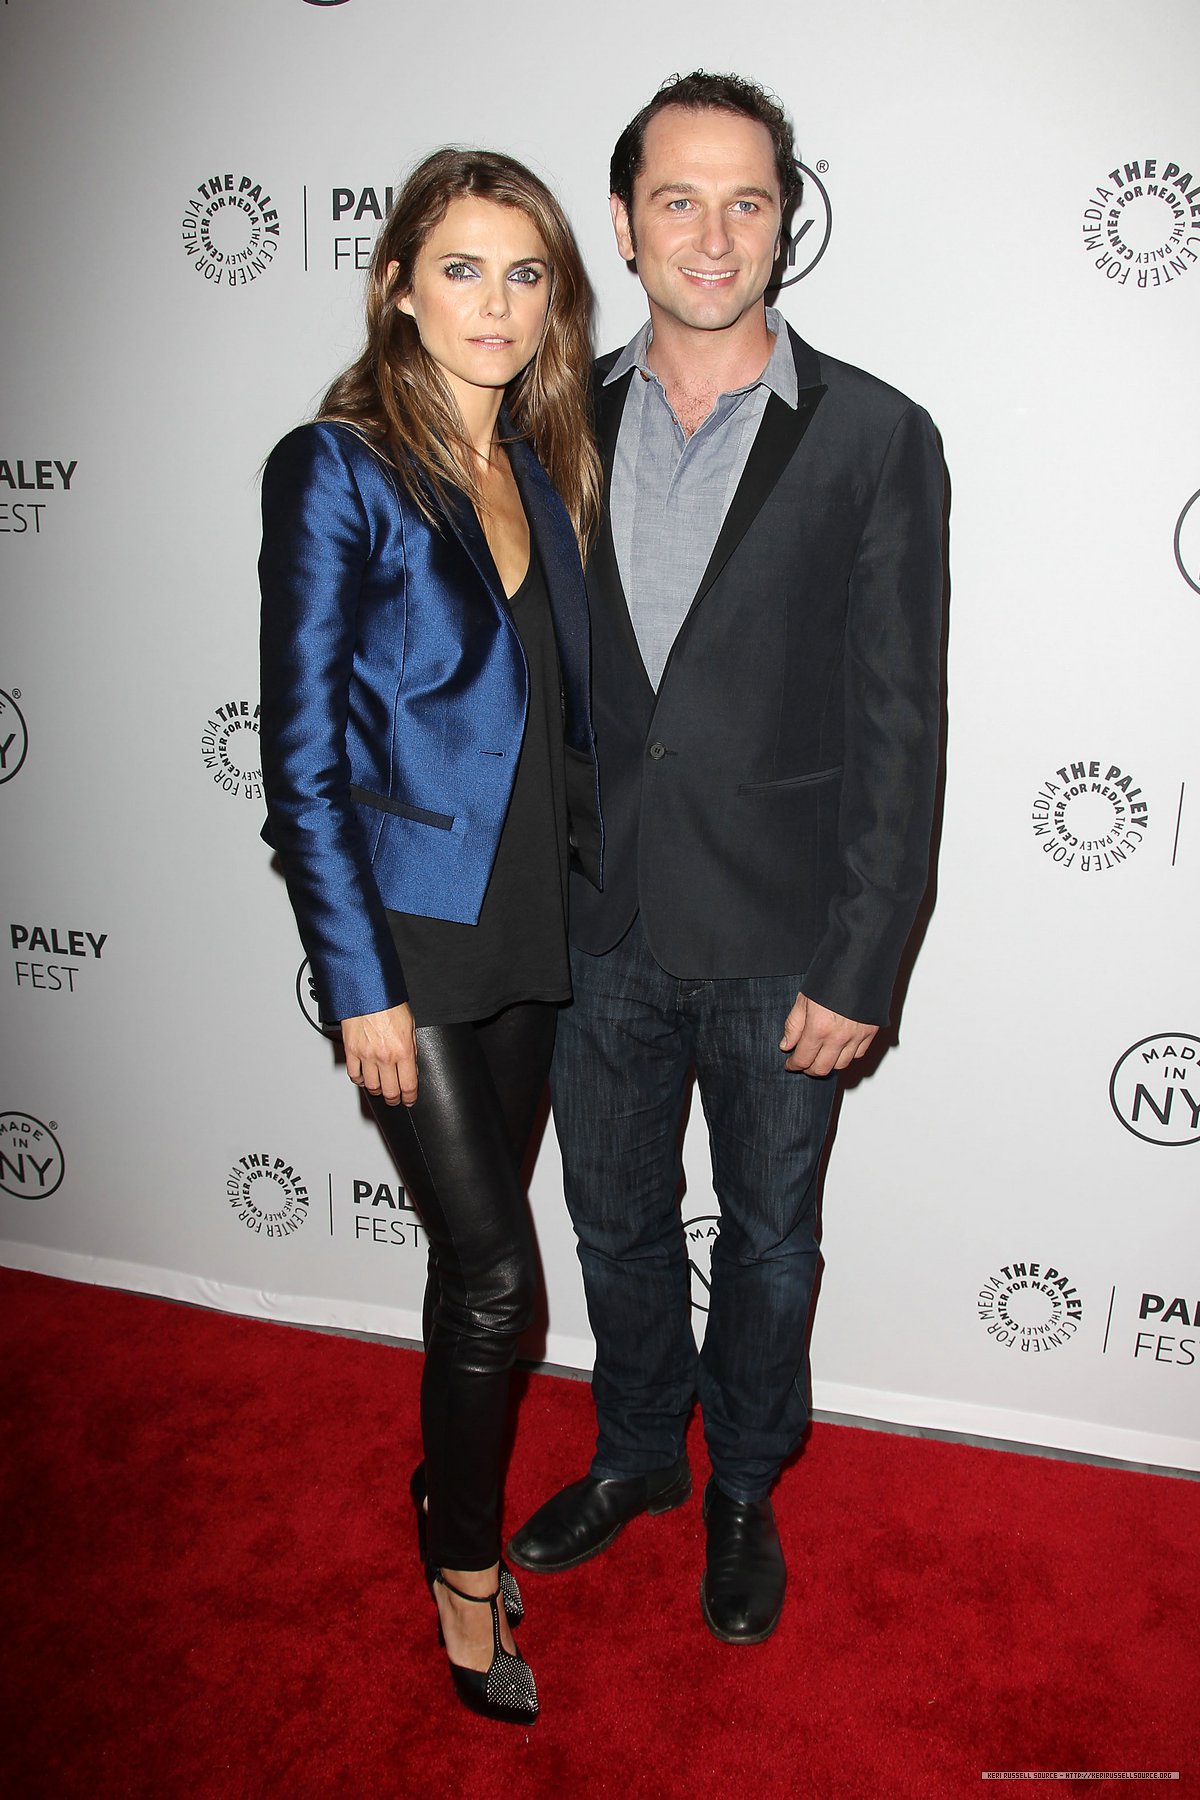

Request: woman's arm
left=258, top=422, right=410, bottom=1030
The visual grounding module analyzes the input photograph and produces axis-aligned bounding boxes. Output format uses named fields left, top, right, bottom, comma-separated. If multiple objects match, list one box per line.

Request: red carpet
left=1, top=1266, right=1197, bottom=1798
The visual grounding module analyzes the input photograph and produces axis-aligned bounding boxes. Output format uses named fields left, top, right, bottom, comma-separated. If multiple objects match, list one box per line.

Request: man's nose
left=697, top=210, right=734, bottom=259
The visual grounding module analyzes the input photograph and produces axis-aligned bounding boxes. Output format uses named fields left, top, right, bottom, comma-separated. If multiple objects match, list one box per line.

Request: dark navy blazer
left=571, top=327, right=944, bottom=1026
left=259, top=420, right=602, bottom=1025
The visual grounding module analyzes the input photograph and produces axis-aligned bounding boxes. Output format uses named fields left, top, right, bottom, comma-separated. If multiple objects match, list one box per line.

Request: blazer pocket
left=349, top=783, right=455, bottom=832
left=737, top=764, right=843, bottom=795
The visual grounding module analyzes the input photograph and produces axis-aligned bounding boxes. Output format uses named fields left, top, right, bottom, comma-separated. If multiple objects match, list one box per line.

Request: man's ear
left=610, top=194, right=635, bottom=263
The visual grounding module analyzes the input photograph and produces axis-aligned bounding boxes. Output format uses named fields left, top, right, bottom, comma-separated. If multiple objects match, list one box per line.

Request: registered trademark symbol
left=815, top=160, right=829, bottom=174
left=11, top=689, right=20, bottom=700
left=49, top=1121, right=58, bottom=1131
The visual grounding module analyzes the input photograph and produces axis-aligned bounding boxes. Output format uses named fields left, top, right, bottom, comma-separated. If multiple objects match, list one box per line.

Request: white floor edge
left=5, top=1239, right=1197, bottom=1476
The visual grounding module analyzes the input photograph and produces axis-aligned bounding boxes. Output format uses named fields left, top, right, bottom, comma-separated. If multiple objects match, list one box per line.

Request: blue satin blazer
left=259, top=419, right=603, bottom=1025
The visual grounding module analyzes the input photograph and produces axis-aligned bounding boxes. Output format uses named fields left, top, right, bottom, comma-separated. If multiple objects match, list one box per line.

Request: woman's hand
left=342, top=1003, right=419, bottom=1107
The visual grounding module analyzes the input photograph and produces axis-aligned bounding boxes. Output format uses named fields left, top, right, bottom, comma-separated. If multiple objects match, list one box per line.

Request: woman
left=258, top=149, right=602, bottom=1725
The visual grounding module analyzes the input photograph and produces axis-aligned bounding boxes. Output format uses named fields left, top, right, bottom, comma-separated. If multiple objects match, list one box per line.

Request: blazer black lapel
left=507, top=431, right=575, bottom=598
left=507, top=434, right=595, bottom=750
left=689, top=380, right=826, bottom=612
left=588, top=364, right=655, bottom=700
left=594, top=358, right=632, bottom=482
left=439, top=481, right=507, bottom=612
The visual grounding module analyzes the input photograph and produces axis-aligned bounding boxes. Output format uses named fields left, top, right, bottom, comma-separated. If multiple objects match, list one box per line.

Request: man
left=508, top=72, right=944, bottom=1643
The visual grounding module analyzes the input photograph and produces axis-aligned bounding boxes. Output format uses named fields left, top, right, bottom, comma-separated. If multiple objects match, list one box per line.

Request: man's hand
left=780, top=992, right=878, bottom=1077
left=342, top=1002, right=418, bottom=1106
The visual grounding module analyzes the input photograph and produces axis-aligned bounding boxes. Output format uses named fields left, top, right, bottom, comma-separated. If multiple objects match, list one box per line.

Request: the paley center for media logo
left=1082, top=156, right=1200, bottom=288
left=182, top=174, right=280, bottom=287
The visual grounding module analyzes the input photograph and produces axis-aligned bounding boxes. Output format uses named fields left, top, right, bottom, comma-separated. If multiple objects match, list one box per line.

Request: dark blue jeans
left=551, top=916, right=837, bottom=1504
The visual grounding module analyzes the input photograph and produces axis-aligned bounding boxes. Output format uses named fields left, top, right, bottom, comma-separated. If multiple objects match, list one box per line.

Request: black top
left=385, top=548, right=570, bottom=1025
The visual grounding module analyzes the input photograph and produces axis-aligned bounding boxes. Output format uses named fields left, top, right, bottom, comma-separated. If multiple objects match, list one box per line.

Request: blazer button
left=648, top=741, right=667, bottom=761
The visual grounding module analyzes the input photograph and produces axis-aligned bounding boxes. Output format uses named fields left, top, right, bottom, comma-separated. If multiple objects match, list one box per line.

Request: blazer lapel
left=589, top=365, right=655, bottom=701
left=590, top=329, right=827, bottom=661
left=438, top=479, right=508, bottom=613
left=506, top=428, right=597, bottom=753
left=689, top=337, right=826, bottom=612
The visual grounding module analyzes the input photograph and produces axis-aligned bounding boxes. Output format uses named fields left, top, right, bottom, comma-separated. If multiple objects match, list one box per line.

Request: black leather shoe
left=506, top=1456, right=691, bottom=1573
left=700, top=1478, right=786, bottom=1644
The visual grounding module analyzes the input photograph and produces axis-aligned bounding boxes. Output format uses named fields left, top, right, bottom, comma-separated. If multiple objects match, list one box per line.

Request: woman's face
left=396, top=196, right=551, bottom=412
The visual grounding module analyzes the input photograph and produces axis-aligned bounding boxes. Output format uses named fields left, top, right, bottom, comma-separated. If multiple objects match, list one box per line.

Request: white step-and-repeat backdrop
left=3, top=0, right=1197, bottom=1472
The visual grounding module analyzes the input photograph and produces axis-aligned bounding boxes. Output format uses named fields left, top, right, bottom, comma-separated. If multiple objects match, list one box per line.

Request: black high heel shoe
left=409, top=1464, right=524, bottom=1626
left=430, top=1568, right=539, bottom=1725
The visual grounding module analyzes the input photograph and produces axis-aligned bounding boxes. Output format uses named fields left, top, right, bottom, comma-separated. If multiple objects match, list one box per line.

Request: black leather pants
left=367, top=1001, right=557, bottom=1570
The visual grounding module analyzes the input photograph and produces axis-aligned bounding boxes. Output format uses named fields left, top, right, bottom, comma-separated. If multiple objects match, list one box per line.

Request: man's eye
left=666, top=198, right=692, bottom=212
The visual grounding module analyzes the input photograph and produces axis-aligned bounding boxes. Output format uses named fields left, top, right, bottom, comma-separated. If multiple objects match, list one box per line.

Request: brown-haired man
left=509, top=72, right=944, bottom=1643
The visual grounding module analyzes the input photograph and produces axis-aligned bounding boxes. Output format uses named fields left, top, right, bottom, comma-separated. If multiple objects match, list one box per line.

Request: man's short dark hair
left=609, top=71, right=803, bottom=221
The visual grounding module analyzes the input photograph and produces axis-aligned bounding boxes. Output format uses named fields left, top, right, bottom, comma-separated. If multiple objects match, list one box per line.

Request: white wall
left=2, top=0, right=1197, bottom=1471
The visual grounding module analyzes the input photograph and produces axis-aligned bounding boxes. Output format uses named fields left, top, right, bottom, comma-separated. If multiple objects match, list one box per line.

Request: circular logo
left=0, top=1112, right=64, bottom=1199
left=295, top=958, right=327, bottom=1034
left=1081, top=157, right=1200, bottom=288
left=684, top=1213, right=720, bottom=1313
left=977, top=1260, right=1083, bottom=1351
left=1030, top=757, right=1150, bottom=874
left=1175, top=489, right=1200, bottom=595
left=0, top=688, right=28, bottom=784
left=225, top=1153, right=311, bottom=1237
left=200, top=701, right=262, bottom=801
left=181, top=174, right=280, bottom=287
left=1109, top=1034, right=1200, bottom=1146
left=776, top=162, right=832, bottom=287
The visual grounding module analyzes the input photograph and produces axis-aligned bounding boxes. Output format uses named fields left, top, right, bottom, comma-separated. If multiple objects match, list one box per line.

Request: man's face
left=612, top=105, right=783, bottom=337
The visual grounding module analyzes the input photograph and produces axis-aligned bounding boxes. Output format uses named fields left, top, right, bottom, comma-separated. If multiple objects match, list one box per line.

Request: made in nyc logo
left=0, top=457, right=77, bottom=536
left=977, top=1260, right=1083, bottom=1353
left=200, top=699, right=262, bottom=801
left=1175, top=489, right=1200, bottom=596
left=296, top=958, right=325, bottom=1033
left=1109, top=1034, right=1200, bottom=1147
left=0, top=688, right=28, bottom=784
left=684, top=1214, right=720, bottom=1313
left=776, top=160, right=832, bottom=288
left=182, top=174, right=280, bottom=288
left=1030, top=757, right=1149, bottom=874
left=0, top=1112, right=64, bottom=1200
left=1082, top=155, right=1200, bottom=287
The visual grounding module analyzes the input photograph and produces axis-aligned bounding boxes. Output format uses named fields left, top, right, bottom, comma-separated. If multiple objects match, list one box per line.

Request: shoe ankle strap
left=433, top=1569, right=500, bottom=1605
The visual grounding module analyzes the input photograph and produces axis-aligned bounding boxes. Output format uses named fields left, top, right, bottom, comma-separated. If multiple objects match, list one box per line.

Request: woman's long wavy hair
left=320, top=148, right=601, bottom=554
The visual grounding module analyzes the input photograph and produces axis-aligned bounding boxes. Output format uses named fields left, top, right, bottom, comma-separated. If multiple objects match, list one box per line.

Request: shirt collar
left=603, top=307, right=798, bottom=410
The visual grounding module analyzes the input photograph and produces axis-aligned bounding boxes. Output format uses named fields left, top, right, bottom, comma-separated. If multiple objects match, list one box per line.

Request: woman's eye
left=443, top=262, right=477, bottom=281
left=509, top=266, right=543, bottom=285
